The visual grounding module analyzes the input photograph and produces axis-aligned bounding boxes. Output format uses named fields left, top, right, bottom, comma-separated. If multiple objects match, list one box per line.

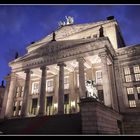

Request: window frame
left=46, top=79, right=54, bottom=92
left=32, top=82, right=39, bottom=95
left=96, top=70, right=102, bottom=84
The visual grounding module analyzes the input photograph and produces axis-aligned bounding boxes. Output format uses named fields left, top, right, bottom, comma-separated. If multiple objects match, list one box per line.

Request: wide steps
left=0, top=113, right=82, bottom=135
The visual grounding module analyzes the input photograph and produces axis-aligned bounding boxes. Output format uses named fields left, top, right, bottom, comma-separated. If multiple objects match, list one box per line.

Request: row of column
left=3, top=54, right=112, bottom=118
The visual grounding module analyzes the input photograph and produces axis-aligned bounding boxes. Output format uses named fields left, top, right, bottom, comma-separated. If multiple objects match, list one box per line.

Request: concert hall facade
left=1, top=16, right=140, bottom=134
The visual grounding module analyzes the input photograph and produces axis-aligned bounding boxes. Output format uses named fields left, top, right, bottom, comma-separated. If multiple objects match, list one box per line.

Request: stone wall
left=123, top=112, right=140, bottom=134
left=79, top=98, right=122, bottom=134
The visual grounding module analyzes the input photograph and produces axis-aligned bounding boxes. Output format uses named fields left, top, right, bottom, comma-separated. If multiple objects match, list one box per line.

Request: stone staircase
left=0, top=113, right=81, bottom=135
left=123, top=112, right=140, bottom=135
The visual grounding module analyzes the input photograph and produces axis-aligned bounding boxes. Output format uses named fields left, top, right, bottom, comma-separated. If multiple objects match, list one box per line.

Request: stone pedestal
left=79, top=97, right=122, bottom=134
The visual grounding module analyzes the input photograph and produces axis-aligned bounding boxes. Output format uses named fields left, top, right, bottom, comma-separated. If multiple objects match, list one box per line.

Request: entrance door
left=31, top=98, right=38, bottom=115
left=64, top=94, right=69, bottom=114
left=46, top=96, right=53, bottom=115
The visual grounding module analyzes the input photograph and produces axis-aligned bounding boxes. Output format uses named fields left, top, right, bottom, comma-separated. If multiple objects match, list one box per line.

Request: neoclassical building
left=1, top=16, right=140, bottom=124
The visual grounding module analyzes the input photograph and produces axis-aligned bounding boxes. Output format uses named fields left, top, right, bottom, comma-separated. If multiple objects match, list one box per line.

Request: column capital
left=77, top=57, right=85, bottom=63
left=57, top=62, right=66, bottom=67
left=9, top=73, right=17, bottom=80
left=98, top=52, right=108, bottom=59
left=98, top=52, right=108, bottom=65
left=24, top=69, right=33, bottom=74
left=40, top=66, right=49, bottom=70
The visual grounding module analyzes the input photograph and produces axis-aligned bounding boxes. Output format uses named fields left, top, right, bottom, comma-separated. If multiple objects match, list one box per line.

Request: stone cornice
left=10, top=38, right=114, bottom=72
left=116, top=44, right=140, bottom=57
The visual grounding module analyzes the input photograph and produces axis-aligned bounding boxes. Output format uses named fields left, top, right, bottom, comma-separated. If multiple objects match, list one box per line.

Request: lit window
left=21, top=87, right=24, bottom=97
left=125, top=75, right=132, bottom=82
left=96, top=70, right=102, bottom=84
left=18, top=101, right=22, bottom=116
left=124, top=67, right=132, bottom=82
left=133, top=65, right=140, bottom=81
left=127, top=88, right=134, bottom=94
left=137, top=87, right=140, bottom=100
left=13, top=101, right=17, bottom=116
left=137, top=87, right=140, bottom=93
left=128, top=100, right=136, bottom=108
left=124, top=67, right=130, bottom=75
left=16, top=87, right=20, bottom=97
left=135, top=74, right=140, bottom=81
left=133, top=65, right=140, bottom=73
left=16, top=86, right=24, bottom=97
left=127, top=88, right=136, bottom=108
left=32, top=82, right=39, bottom=94
left=46, top=79, right=54, bottom=92
left=64, top=76, right=69, bottom=89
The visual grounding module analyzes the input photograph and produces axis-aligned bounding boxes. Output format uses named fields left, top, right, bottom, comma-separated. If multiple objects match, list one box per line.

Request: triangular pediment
left=27, top=19, right=115, bottom=53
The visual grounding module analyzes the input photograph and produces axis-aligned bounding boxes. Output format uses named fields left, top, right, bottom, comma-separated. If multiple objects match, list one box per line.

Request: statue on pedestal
left=85, top=80, right=98, bottom=100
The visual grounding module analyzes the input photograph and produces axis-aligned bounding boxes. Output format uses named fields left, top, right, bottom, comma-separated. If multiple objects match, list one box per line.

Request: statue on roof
left=52, top=31, right=56, bottom=41
left=58, top=21, right=66, bottom=27
left=0, top=80, right=5, bottom=88
left=58, top=16, right=74, bottom=27
left=65, top=16, right=74, bottom=25
left=99, top=25, right=104, bottom=37
left=15, top=51, right=19, bottom=59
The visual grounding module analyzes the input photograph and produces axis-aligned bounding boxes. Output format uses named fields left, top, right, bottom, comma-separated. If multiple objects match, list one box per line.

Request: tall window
left=15, top=86, right=24, bottom=97
left=16, top=87, right=20, bottom=97
left=46, top=79, right=54, bottom=92
left=18, top=101, right=22, bottom=116
left=96, top=70, right=102, bottom=84
left=124, top=67, right=132, bottom=82
left=13, top=101, right=17, bottom=116
left=137, top=87, right=140, bottom=100
left=31, top=98, right=38, bottom=115
left=21, top=87, right=24, bottom=97
left=133, top=65, right=140, bottom=81
left=64, top=94, right=69, bottom=114
left=32, top=82, right=39, bottom=94
left=127, top=88, right=136, bottom=108
left=46, top=96, right=53, bottom=115
left=64, top=76, right=69, bottom=89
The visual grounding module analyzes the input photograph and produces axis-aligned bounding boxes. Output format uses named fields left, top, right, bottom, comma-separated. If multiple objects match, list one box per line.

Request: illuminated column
left=57, top=62, right=66, bottom=114
left=38, top=66, right=48, bottom=116
left=99, top=52, right=112, bottom=107
left=21, top=69, right=31, bottom=117
left=4, top=73, right=16, bottom=118
left=77, top=57, right=86, bottom=98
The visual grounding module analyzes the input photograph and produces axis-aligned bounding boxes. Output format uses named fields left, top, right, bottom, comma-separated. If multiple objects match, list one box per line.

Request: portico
left=1, top=37, right=117, bottom=118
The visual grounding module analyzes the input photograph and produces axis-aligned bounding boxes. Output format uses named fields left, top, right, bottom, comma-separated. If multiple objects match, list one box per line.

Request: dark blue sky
left=0, top=5, right=140, bottom=84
